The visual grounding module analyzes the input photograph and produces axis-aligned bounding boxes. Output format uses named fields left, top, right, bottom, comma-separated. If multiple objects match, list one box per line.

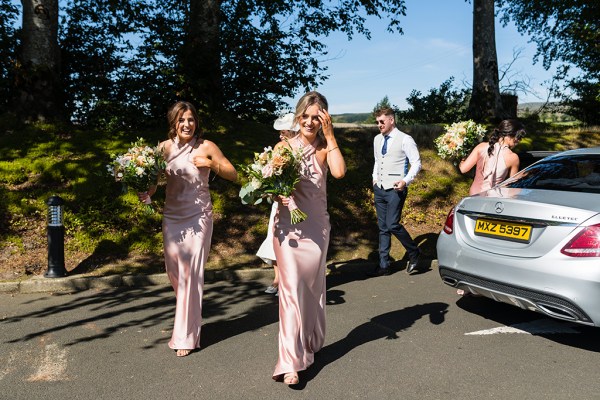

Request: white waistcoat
left=374, top=132, right=408, bottom=190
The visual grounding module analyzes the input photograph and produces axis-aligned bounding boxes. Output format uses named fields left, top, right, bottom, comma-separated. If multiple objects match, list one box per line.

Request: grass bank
left=1, top=115, right=598, bottom=281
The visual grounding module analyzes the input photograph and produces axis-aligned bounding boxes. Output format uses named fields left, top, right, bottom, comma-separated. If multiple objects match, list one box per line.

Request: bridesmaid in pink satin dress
left=139, top=101, right=237, bottom=357
left=457, top=119, right=525, bottom=297
left=272, top=92, right=346, bottom=385
left=459, top=119, right=525, bottom=196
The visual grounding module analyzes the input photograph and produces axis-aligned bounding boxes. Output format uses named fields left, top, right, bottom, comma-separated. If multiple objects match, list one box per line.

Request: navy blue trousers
left=373, top=185, right=419, bottom=269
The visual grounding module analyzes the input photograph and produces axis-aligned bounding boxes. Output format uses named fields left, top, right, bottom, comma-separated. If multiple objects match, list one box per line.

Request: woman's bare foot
left=283, top=372, right=299, bottom=385
left=176, top=349, right=191, bottom=357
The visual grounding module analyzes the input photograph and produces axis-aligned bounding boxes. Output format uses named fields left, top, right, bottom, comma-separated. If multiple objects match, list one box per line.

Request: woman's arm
left=192, top=140, right=238, bottom=182
left=505, top=151, right=521, bottom=177
left=319, top=109, right=346, bottom=179
left=459, top=142, right=486, bottom=174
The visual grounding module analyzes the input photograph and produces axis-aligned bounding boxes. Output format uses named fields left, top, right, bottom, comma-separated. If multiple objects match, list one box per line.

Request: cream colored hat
left=273, top=113, right=298, bottom=131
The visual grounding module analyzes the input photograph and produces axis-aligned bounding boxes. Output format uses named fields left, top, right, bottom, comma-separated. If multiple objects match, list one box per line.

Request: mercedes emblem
left=495, top=202, right=504, bottom=213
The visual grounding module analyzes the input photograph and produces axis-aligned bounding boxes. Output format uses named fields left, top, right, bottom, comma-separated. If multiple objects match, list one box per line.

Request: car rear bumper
left=439, top=266, right=594, bottom=325
left=437, top=232, right=600, bottom=326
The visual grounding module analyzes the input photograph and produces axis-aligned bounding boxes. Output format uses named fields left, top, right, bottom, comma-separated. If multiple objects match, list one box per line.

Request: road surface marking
left=466, top=319, right=580, bottom=335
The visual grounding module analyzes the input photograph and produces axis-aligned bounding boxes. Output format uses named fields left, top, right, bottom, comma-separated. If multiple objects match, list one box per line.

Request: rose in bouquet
left=106, top=138, right=166, bottom=211
left=238, top=144, right=307, bottom=224
left=434, top=120, right=487, bottom=164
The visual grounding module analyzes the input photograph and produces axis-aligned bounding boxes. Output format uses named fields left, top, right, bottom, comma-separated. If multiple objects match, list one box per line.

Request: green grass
left=1, top=115, right=599, bottom=281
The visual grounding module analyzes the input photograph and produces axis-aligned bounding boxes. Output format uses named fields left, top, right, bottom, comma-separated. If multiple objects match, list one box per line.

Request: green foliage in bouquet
left=238, top=144, right=307, bottom=224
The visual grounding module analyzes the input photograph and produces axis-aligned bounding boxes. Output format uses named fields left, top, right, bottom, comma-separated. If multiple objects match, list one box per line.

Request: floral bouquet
left=434, top=120, right=487, bottom=164
left=238, top=144, right=307, bottom=224
left=106, top=138, right=166, bottom=211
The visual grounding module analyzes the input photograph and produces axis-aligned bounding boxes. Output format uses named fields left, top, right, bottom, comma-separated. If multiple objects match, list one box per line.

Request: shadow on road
left=291, top=302, right=449, bottom=390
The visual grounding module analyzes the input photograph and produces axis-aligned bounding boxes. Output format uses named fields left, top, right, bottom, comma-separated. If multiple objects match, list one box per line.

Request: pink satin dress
left=162, top=136, right=213, bottom=351
left=470, top=143, right=511, bottom=195
left=272, top=136, right=330, bottom=379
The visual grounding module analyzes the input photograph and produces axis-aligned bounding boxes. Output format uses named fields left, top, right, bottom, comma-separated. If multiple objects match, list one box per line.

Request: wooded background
left=1, top=0, right=598, bottom=127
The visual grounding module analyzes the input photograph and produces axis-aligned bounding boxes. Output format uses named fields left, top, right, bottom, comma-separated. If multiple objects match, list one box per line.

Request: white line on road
left=465, top=319, right=581, bottom=335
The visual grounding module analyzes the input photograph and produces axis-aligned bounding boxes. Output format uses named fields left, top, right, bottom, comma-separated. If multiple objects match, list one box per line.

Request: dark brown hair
left=488, top=119, right=526, bottom=156
left=167, top=101, right=200, bottom=140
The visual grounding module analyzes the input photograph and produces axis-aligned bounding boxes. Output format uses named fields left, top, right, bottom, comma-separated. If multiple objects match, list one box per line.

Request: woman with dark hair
left=139, top=101, right=237, bottom=357
left=456, top=119, right=525, bottom=297
left=459, top=119, right=526, bottom=196
left=271, top=91, right=346, bottom=385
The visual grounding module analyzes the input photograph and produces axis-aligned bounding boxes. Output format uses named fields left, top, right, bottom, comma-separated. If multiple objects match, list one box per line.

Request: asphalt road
left=2, top=264, right=600, bottom=400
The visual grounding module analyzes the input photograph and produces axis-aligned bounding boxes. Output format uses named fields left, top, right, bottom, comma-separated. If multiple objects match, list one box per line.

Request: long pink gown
left=272, top=136, right=330, bottom=379
left=470, top=143, right=511, bottom=195
left=162, top=136, right=213, bottom=351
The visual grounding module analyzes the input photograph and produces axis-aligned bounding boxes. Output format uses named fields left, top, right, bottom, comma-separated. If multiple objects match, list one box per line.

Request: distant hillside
left=333, top=102, right=565, bottom=124
left=518, top=102, right=562, bottom=112
left=331, top=113, right=372, bottom=124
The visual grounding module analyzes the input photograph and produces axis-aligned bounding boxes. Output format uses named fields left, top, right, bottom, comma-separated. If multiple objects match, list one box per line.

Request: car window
left=502, top=154, right=600, bottom=194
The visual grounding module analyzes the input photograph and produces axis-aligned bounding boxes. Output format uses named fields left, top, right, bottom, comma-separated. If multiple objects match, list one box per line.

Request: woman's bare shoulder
left=505, top=150, right=520, bottom=165
left=158, top=139, right=171, bottom=152
left=475, top=142, right=489, bottom=151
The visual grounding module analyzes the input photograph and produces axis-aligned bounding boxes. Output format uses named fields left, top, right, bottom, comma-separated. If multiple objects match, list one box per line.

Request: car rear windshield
left=503, top=154, right=600, bottom=194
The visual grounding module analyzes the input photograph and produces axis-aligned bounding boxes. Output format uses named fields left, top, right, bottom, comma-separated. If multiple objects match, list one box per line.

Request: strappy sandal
left=283, top=372, right=299, bottom=385
left=176, top=349, right=191, bottom=357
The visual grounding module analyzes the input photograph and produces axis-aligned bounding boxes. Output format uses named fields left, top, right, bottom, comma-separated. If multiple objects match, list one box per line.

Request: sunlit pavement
left=2, top=262, right=600, bottom=400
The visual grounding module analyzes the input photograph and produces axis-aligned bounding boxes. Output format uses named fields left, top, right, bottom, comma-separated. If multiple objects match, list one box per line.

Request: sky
left=286, top=0, right=559, bottom=114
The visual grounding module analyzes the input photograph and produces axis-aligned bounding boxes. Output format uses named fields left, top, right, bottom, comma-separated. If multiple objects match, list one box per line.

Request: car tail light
left=442, top=207, right=455, bottom=234
left=560, top=224, right=600, bottom=257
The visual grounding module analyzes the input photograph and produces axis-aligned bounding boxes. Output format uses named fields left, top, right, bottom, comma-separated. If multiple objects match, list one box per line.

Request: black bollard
left=45, top=195, right=67, bottom=278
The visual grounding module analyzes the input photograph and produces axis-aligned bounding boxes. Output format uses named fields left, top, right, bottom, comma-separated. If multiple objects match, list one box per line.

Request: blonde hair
left=166, top=101, right=200, bottom=140
left=294, top=91, right=328, bottom=127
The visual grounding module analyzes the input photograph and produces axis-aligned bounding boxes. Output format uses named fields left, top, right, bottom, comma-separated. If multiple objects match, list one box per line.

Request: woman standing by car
left=456, top=119, right=525, bottom=296
left=459, top=119, right=526, bottom=196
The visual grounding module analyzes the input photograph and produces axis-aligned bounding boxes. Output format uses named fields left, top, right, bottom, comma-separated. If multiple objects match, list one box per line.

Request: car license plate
left=474, top=218, right=532, bottom=243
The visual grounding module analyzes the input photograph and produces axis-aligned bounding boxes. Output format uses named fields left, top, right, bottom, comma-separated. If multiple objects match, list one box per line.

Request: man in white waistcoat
left=368, top=107, right=421, bottom=276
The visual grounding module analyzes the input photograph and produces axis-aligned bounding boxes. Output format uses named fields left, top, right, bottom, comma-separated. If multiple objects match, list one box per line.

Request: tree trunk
left=467, top=0, right=504, bottom=123
left=13, top=0, right=63, bottom=121
left=183, top=0, right=222, bottom=116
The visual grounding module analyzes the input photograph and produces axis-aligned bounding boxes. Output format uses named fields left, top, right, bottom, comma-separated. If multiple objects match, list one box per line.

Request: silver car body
left=437, top=147, right=600, bottom=326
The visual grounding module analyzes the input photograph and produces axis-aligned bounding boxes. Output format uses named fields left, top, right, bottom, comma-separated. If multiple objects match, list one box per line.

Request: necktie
left=382, top=135, right=390, bottom=155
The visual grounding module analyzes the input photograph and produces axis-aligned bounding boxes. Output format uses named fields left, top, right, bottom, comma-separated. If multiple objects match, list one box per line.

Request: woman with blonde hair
left=271, top=92, right=346, bottom=385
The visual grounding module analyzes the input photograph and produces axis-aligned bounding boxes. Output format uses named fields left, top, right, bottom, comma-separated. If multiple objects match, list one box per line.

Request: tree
left=13, top=0, right=63, bottom=121
left=397, top=78, right=470, bottom=124
left=498, top=0, right=599, bottom=80
left=0, top=1, right=19, bottom=113
left=60, top=0, right=141, bottom=127
left=373, top=96, right=393, bottom=112
left=132, top=0, right=409, bottom=121
left=563, top=79, right=600, bottom=125
left=182, top=0, right=223, bottom=115
left=8, top=0, right=411, bottom=124
left=498, top=0, right=600, bottom=125
left=467, top=0, right=504, bottom=123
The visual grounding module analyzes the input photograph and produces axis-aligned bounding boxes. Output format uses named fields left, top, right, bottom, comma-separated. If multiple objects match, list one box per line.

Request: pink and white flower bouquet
left=434, top=120, right=487, bottom=164
left=106, top=138, right=165, bottom=210
left=238, top=144, right=307, bottom=224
